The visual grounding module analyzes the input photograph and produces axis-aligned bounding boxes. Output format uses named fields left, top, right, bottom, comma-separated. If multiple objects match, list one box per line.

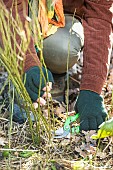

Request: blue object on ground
left=13, top=104, right=35, bottom=124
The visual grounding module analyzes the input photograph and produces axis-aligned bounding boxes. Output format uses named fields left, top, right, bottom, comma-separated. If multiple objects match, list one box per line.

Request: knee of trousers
left=43, top=14, right=84, bottom=74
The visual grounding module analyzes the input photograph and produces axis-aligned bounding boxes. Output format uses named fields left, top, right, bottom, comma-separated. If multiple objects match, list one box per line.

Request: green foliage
left=91, top=118, right=113, bottom=139
left=0, top=1, right=52, bottom=145
left=19, top=151, right=33, bottom=158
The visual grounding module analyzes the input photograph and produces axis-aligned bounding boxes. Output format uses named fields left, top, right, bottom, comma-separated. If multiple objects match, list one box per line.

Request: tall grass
left=0, top=1, right=52, bottom=145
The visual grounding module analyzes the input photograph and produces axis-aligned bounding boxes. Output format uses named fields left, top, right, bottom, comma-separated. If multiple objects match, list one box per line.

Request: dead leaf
left=0, top=137, right=7, bottom=146
left=54, top=105, right=66, bottom=120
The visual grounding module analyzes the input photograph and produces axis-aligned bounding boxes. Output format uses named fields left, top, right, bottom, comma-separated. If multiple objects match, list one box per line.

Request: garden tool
left=54, top=113, right=80, bottom=138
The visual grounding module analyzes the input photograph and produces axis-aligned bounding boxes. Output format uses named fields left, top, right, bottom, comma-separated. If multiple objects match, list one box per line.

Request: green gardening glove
left=25, top=66, right=54, bottom=102
left=75, top=90, right=107, bottom=131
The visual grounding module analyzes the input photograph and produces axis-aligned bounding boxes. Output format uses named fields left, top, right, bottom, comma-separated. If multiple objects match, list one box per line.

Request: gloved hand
left=75, top=90, right=108, bottom=131
left=25, top=66, right=54, bottom=102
